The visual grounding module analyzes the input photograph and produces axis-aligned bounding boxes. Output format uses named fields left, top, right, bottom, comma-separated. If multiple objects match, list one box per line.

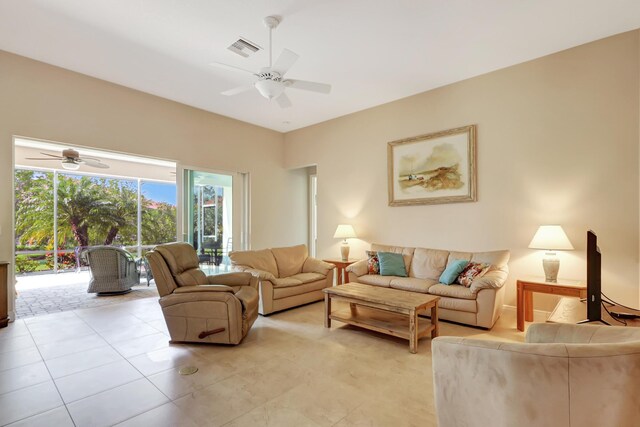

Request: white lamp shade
left=333, top=224, right=356, bottom=239
left=528, top=225, right=574, bottom=250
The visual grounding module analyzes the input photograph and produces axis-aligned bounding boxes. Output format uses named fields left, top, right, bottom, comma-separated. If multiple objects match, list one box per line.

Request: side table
left=516, top=277, right=586, bottom=332
left=323, top=259, right=359, bottom=285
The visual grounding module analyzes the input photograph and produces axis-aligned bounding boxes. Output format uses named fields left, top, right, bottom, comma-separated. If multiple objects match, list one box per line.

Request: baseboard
left=503, top=304, right=551, bottom=321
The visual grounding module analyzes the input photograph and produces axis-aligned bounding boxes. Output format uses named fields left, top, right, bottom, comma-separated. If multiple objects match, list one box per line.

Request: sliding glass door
left=180, top=168, right=247, bottom=273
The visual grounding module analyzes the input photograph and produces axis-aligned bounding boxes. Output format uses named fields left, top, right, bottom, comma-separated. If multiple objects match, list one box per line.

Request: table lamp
left=333, top=224, right=356, bottom=261
left=528, top=225, right=574, bottom=282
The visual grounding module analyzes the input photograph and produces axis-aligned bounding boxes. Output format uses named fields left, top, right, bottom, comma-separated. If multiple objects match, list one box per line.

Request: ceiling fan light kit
left=61, top=159, right=80, bottom=170
left=212, top=15, right=331, bottom=108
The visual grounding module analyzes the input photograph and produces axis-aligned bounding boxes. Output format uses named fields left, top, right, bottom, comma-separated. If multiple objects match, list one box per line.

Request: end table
left=322, top=259, right=359, bottom=285
left=516, top=276, right=586, bottom=331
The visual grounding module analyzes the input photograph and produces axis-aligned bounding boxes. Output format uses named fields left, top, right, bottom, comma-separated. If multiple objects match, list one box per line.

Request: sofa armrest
left=231, top=265, right=276, bottom=281
left=469, top=267, right=508, bottom=294
left=346, top=259, right=368, bottom=277
left=205, top=272, right=255, bottom=287
left=173, top=285, right=235, bottom=294
left=302, top=257, right=335, bottom=275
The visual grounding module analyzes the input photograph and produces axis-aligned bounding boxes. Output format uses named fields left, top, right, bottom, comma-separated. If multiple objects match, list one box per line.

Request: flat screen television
left=578, top=230, right=609, bottom=325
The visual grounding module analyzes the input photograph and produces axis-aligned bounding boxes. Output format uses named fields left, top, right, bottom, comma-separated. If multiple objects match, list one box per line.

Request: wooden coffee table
left=323, top=282, right=440, bottom=353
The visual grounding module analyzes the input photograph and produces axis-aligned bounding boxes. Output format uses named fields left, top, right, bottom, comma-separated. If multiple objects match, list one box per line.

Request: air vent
left=227, top=37, right=262, bottom=58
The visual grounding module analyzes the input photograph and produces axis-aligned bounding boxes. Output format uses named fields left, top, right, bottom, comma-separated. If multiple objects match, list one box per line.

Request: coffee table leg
left=409, top=309, right=417, bottom=354
left=324, top=294, right=331, bottom=328
left=349, top=303, right=357, bottom=316
left=431, top=303, right=439, bottom=338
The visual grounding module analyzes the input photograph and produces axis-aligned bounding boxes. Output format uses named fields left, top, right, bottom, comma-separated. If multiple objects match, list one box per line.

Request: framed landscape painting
left=387, top=125, right=477, bottom=206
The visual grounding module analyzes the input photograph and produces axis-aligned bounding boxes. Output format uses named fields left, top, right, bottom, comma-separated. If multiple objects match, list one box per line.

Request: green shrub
left=15, top=255, right=39, bottom=273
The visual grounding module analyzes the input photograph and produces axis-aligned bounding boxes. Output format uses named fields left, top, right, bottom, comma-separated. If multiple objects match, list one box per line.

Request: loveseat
left=346, top=243, right=509, bottom=328
left=230, top=244, right=335, bottom=315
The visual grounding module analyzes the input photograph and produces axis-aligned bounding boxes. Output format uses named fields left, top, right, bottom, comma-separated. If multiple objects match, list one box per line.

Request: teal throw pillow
left=378, top=252, right=407, bottom=277
left=439, top=259, right=469, bottom=285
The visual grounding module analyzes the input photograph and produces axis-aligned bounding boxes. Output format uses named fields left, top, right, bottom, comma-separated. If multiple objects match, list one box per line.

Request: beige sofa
left=346, top=243, right=509, bottom=328
left=432, top=323, right=640, bottom=427
left=230, top=244, right=335, bottom=315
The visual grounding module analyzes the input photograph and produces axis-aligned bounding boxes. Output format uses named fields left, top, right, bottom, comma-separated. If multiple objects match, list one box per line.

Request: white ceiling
left=1, top=1, right=639, bottom=132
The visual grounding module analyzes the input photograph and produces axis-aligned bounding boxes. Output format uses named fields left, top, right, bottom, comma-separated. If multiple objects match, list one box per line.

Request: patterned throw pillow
left=457, top=262, right=491, bottom=287
left=366, top=250, right=380, bottom=275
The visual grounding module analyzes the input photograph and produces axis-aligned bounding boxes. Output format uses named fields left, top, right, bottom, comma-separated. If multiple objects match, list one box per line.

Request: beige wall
left=284, top=31, right=640, bottom=309
left=0, top=50, right=308, bottom=319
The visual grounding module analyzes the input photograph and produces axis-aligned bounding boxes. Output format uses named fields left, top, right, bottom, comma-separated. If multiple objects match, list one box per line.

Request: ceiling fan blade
left=210, top=62, right=257, bottom=76
left=272, top=49, right=299, bottom=76
left=275, top=92, right=292, bottom=109
left=221, top=85, right=256, bottom=96
left=79, top=158, right=109, bottom=169
left=285, top=79, right=331, bottom=94
left=38, top=152, right=65, bottom=159
left=25, top=157, right=61, bottom=161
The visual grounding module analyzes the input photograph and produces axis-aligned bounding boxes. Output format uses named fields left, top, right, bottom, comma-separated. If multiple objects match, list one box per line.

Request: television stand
left=576, top=318, right=610, bottom=326
left=549, top=297, right=639, bottom=327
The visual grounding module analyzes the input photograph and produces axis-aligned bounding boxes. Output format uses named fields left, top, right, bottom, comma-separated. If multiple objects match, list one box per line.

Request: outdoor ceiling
left=14, top=139, right=176, bottom=182
left=1, top=1, right=639, bottom=133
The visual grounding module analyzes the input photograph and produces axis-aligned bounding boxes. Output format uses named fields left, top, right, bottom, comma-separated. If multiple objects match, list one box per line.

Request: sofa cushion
left=457, top=262, right=491, bottom=287
left=289, top=272, right=326, bottom=284
left=439, top=260, right=469, bottom=285
left=366, top=251, right=380, bottom=275
left=273, top=278, right=327, bottom=300
left=378, top=252, right=408, bottom=277
left=230, top=248, right=279, bottom=277
left=428, top=284, right=477, bottom=300
left=446, top=252, right=473, bottom=267
left=356, top=274, right=393, bottom=287
left=371, top=244, right=414, bottom=273
left=272, top=244, right=308, bottom=278
left=436, top=296, right=477, bottom=313
left=470, top=250, right=510, bottom=268
left=389, top=277, right=437, bottom=293
left=272, top=277, right=303, bottom=288
left=409, top=248, right=450, bottom=281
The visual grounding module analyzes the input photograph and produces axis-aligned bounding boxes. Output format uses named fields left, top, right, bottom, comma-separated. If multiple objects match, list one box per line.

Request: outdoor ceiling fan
left=26, top=148, right=110, bottom=170
left=211, top=16, right=331, bottom=108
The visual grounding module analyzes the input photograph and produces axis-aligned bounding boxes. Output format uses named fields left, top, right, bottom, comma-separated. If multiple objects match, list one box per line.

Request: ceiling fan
left=211, top=16, right=331, bottom=108
left=26, top=148, right=110, bottom=170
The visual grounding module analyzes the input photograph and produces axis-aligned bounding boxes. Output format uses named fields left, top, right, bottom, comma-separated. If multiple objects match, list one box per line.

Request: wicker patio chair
left=84, top=246, right=140, bottom=294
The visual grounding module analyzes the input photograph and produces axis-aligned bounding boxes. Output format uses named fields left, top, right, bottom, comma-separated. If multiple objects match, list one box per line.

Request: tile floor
left=0, top=298, right=528, bottom=427
left=15, top=263, right=228, bottom=317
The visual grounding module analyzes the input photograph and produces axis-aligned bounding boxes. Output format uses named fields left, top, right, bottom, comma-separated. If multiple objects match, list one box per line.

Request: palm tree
left=15, top=170, right=54, bottom=247
left=56, top=175, right=112, bottom=247
left=15, top=172, right=112, bottom=248
left=99, top=180, right=138, bottom=245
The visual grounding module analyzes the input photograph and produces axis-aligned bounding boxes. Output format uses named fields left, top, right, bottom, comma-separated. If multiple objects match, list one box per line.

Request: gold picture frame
left=388, top=125, right=477, bottom=206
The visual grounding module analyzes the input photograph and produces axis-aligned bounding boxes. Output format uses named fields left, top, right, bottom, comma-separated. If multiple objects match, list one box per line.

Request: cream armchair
left=432, top=323, right=640, bottom=427
left=146, top=242, right=259, bottom=345
left=230, top=244, right=335, bottom=315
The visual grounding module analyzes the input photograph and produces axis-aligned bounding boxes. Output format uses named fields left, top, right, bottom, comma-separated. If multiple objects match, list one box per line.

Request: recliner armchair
left=146, top=242, right=259, bottom=345
left=432, top=323, right=640, bottom=427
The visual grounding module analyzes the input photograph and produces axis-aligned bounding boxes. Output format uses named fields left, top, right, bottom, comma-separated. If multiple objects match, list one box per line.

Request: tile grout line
left=21, top=313, right=78, bottom=427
